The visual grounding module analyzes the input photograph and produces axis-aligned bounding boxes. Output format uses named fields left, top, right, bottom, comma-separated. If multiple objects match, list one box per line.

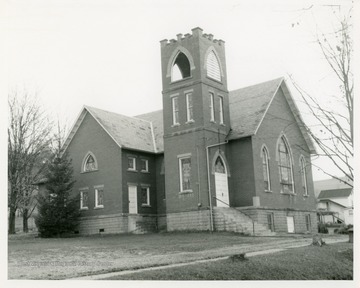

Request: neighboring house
left=313, top=177, right=352, bottom=198
left=61, top=28, right=317, bottom=235
left=317, top=188, right=353, bottom=225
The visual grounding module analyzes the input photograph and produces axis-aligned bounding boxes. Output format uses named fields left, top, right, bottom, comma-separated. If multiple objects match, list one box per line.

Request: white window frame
left=172, top=96, right=179, bottom=125
left=140, top=159, right=149, bottom=172
left=80, top=189, right=89, bottom=210
left=277, top=136, right=295, bottom=194
left=94, top=186, right=104, bottom=209
left=140, top=186, right=151, bottom=207
left=219, top=96, right=224, bottom=124
left=178, top=154, right=192, bottom=192
left=209, top=92, right=215, bottom=122
left=300, top=156, right=308, bottom=196
left=186, top=92, right=194, bottom=122
left=128, top=157, right=136, bottom=171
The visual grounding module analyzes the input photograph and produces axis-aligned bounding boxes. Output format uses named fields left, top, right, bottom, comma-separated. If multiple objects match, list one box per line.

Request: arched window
left=214, top=156, right=226, bottom=174
left=278, top=136, right=294, bottom=193
left=206, top=50, right=221, bottom=81
left=300, top=156, right=308, bottom=196
left=171, top=52, right=191, bottom=82
left=261, top=146, right=271, bottom=191
left=83, top=153, right=98, bottom=172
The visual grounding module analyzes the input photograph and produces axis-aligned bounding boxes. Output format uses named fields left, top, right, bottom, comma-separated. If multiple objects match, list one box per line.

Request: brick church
left=61, top=28, right=318, bottom=235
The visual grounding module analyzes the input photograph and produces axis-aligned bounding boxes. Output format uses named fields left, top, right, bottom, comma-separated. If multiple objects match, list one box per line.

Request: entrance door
left=128, top=185, right=138, bottom=214
left=214, top=156, right=229, bottom=207
left=287, top=216, right=295, bottom=233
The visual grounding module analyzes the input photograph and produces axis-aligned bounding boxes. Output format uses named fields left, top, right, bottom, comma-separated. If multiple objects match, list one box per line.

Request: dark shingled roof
left=228, top=78, right=283, bottom=139
left=62, top=78, right=314, bottom=155
left=85, top=106, right=159, bottom=153
left=318, top=188, right=353, bottom=199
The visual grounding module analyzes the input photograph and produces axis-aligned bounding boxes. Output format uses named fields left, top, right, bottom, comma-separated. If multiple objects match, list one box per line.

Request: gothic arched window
left=300, top=156, right=308, bottom=196
left=278, top=136, right=294, bottom=193
left=261, top=146, right=271, bottom=191
left=214, top=156, right=226, bottom=174
left=206, top=50, right=221, bottom=82
left=83, top=153, right=98, bottom=172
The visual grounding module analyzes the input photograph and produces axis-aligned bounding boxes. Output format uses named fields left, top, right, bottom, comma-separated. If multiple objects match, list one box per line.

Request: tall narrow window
left=206, top=50, right=221, bottom=81
left=95, top=187, right=104, bottom=208
left=141, top=186, right=150, bottom=206
left=172, top=97, right=179, bottom=125
left=262, top=147, right=271, bottom=191
left=300, top=157, right=308, bottom=196
left=305, top=214, right=311, bottom=232
left=278, top=136, right=294, bottom=193
left=80, top=190, right=89, bottom=210
left=179, top=156, right=192, bottom=192
left=219, top=96, right=224, bottom=124
left=186, top=93, right=194, bottom=122
left=209, top=92, right=215, bottom=122
left=267, top=213, right=275, bottom=232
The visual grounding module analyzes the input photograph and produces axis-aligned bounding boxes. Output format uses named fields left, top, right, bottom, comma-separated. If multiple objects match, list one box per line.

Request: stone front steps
left=213, top=207, right=276, bottom=236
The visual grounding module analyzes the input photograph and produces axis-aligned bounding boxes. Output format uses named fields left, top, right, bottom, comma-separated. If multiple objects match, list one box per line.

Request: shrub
left=318, top=223, right=328, bottom=234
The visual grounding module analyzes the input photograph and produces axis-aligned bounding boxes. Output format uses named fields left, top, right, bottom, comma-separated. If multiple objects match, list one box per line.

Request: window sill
left=94, top=206, right=104, bottom=209
left=141, top=204, right=151, bottom=207
left=179, top=190, right=193, bottom=195
left=264, top=190, right=273, bottom=193
left=141, top=170, right=150, bottom=173
left=80, top=207, right=89, bottom=211
left=127, top=169, right=138, bottom=172
left=81, top=169, right=98, bottom=174
left=303, top=194, right=309, bottom=197
left=280, top=192, right=296, bottom=196
left=220, top=123, right=226, bottom=126
left=171, top=123, right=180, bottom=127
left=171, top=76, right=193, bottom=84
left=206, top=76, right=222, bottom=84
left=210, top=120, right=216, bottom=124
left=185, top=120, right=195, bottom=124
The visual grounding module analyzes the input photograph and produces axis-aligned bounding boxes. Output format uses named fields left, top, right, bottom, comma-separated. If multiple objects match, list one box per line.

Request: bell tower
left=160, top=28, right=231, bottom=221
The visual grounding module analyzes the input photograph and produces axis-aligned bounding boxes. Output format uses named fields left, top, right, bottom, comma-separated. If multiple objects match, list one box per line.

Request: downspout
left=206, top=140, right=228, bottom=232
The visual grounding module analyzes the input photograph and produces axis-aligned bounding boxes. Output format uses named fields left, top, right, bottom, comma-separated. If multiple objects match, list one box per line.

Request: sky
left=2, top=0, right=356, bottom=181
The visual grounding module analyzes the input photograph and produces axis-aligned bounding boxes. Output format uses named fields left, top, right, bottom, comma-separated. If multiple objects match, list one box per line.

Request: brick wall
left=252, top=87, right=317, bottom=211
left=67, top=113, right=123, bottom=217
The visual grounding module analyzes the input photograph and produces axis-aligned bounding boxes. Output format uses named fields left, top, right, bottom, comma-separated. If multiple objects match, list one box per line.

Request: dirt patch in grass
left=108, top=242, right=353, bottom=280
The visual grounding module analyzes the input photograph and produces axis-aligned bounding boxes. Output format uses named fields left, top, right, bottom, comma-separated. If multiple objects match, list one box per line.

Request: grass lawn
left=106, top=242, right=353, bottom=280
left=8, top=231, right=349, bottom=280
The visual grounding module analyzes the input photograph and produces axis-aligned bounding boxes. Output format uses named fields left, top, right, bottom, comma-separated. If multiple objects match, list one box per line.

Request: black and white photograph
left=2, top=0, right=357, bottom=286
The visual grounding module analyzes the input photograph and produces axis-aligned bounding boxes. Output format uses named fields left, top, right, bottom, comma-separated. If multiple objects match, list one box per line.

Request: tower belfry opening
left=171, top=52, right=191, bottom=81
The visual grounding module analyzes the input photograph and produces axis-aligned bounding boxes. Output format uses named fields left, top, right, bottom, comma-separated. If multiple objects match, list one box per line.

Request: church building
left=61, top=28, right=318, bottom=235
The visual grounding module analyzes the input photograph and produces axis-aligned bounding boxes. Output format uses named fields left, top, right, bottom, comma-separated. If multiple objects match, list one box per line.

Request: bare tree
left=8, top=90, right=52, bottom=234
left=291, top=16, right=353, bottom=187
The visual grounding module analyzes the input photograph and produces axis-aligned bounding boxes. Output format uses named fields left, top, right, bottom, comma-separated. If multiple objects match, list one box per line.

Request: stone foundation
left=237, top=207, right=318, bottom=234
left=78, top=213, right=157, bottom=235
left=166, top=210, right=211, bottom=232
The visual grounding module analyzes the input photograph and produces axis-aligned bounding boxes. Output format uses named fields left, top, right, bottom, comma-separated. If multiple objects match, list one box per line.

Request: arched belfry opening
left=171, top=52, right=191, bottom=82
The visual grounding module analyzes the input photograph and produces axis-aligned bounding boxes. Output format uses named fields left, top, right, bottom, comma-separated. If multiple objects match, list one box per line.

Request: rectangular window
left=186, top=93, right=194, bottom=122
left=305, top=214, right=311, bottom=232
left=209, top=92, right=215, bottom=122
left=267, top=213, right=275, bottom=232
left=172, top=97, right=179, bottom=125
left=80, top=190, right=88, bottom=210
left=179, top=156, right=192, bottom=192
left=140, top=159, right=149, bottom=172
left=219, top=96, right=224, bottom=124
left=141, top=186, right=150, bottom=206
left=128, top=157, right=136, bottom=171
left=95, top=188, right=104, bottom=208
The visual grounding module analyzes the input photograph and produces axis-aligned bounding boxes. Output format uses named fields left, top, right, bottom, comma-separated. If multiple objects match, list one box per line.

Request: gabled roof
left=62, top=106, right=162, bottom=155
left=318, top=188, right=353, bottom=199
left=228, top=78, right=316, bottom=154
left=62, top=77, right=316, bottom=155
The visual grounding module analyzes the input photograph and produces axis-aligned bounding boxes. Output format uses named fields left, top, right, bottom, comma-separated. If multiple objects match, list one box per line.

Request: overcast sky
left=3, top=0, right=355, bottom=181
